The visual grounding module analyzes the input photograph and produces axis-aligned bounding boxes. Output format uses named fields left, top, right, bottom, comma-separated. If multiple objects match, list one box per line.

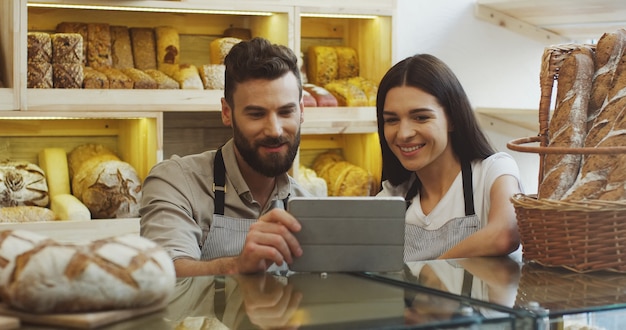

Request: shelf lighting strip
left=300, top=13, right=378, bottom=19
left=27, top=3, right=274, bottom=16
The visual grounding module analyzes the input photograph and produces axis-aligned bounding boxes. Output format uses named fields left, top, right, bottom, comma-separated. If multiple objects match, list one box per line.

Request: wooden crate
left=0, top=218, right=139, bottom=243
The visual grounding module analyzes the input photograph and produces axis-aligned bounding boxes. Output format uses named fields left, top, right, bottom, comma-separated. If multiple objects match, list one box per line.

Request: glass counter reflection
left=164, top=271, right=513, bottom=329
left=363, top=257, right=626, bottom=330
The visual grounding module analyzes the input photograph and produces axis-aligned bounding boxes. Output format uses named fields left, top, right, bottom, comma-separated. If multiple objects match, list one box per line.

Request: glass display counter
left=13, top=257, right=626, bottom=329
left=362, top=257, right=626, bottom=330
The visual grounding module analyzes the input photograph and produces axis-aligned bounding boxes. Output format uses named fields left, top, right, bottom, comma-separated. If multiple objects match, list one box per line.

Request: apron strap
left=461, top=160, right=475, bottom=216
left=405, top=160, right=475, bottom=216
left=214, top=148, right=226, bottom=216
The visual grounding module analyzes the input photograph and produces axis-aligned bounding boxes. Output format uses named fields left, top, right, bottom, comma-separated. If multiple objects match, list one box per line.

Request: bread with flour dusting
left=0, top=230, right=175, bottom=313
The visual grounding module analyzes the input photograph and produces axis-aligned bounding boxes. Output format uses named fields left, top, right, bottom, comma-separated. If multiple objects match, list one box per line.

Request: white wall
left=393, top=0, right=554, bottom=193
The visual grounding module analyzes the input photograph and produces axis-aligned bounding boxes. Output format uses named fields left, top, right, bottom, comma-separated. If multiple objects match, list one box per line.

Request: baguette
left=0, top=230, right=175, bottom=313
left=538, top=46, right=594, bottom=200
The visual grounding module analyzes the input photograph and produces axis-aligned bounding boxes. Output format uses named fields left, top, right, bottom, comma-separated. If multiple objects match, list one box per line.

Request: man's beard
left=232, top=121, right=300, bottom=178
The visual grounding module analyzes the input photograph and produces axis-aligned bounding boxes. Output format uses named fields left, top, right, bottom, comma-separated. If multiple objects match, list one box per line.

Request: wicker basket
left=507, top=44, right=626, bottom=273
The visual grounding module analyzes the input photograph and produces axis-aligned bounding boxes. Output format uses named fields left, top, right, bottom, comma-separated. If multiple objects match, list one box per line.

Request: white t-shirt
left=377, top=152, right=523, bottom=230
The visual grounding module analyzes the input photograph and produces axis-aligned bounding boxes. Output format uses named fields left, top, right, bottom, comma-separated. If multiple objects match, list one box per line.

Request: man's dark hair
left=223, top=37, right=302, bottom=108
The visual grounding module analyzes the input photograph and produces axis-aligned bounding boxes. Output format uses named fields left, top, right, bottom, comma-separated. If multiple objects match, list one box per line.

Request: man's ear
left=299, top=99, right=305, bottom=124
left=221, top=98, right=232, bottom=127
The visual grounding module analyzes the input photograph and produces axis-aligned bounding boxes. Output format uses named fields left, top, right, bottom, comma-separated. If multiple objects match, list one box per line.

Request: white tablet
left=287, top=196, right=405, bottom=273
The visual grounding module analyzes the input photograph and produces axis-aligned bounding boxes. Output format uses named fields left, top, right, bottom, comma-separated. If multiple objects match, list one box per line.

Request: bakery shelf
left=475, top=0, right=626, bottom=43
left=25, top=89, right=224, bottom=111
left=0, top=218, right=139, bottom=243
left=302, top=106, right=377, bottom=135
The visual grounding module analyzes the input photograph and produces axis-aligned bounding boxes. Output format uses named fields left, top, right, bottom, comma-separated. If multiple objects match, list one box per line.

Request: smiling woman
left=375, top=53, right=523, bottom=262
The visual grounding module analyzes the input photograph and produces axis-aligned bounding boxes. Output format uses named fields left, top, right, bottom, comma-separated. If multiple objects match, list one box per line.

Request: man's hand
left=237, top=209, right=303, bottom=274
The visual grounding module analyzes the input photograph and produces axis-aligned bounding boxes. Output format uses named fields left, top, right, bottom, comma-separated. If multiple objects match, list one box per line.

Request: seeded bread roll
left=27, top=62, right=53, bottom=88
left=52, top=63, right=83, bottom=88
left=86, top=23, right=112, bottom=68
left=51, top=33, right=84, bottom=64
left=83, top=66, right=109, bottom=89
left=27, top=32, right=52, bottom=63
left=121, top=68, right=157, bottom=89
left=0, top=230, right=176, bottom=313
left=144, top=69, right=179, bottom=89
left=538, top=46, right=594, bottom=200
left=130, top=28, right=157, bottom=70
left=56, top=22, right=88, bottom=65
left=110, top=25, right=134, bottom=69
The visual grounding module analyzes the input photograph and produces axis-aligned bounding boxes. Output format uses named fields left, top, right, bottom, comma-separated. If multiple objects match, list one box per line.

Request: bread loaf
left=51, top=33, right=84, bottom=64
left=50, top=193, right=91, bottom=221
left=27, top=32, right=52, bottom=63
left=155, top=26, right=180, bottom=66
left=565, top=44, right=626, bottom=201
left=0, top=161, right=49, bottom=208
left=312, top=152, right=372, bottom=196
left=121, top=68, right=157, bottom=89
left=55, top=22, right=88, bottom=65
left=83, top=66, right=109, bottom=89
left=302, top=89, right=317, bottom=107
left=0, top=206, right=56, bottom=223
left=86, top=23, right=113, bottom=68
left=27, top=62, right=53, bottom=88
left=307, top=46, right=337, bottom=87
left=538, top=46, right=594, bottom=200
left=68, top=144, right=142, bottom=219
left=110, top=25, right=134, bottom=69
left=38, top=148, right=71, bottom=197
left=209, top=37, right=242, bottom=64
left=144, top=69, right=179, bottom=89
left=130, top=28, right=158, bottom=70
left=53, top=63, right=83, bottom=88
left=68, top=143, right=119, bottom=179
left=347, top=76, right=378, bottom=106
left=0, top=230, right=176, bottom=313
left=587, top=29, right=626, bottom=124
left=303, top=84, right=338, bottom=107
left=335, top=46, right=359, bottom=79
left=324, top=79, right=369, bottom=107
left=96, top=67, right=133, bottom=89
left=173, top=64, right=203, bottom=90
left=199, top=64, right=225, bottom=90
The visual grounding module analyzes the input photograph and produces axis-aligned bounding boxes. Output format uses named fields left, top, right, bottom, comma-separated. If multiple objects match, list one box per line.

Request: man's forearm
left=173, top=257, right=239, bottom=277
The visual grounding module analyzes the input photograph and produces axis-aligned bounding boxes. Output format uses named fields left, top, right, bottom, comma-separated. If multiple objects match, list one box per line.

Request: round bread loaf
left=0, top=230, right=176, bottom=313
left=68, top=143, right=119, bottom=179
left=0, top=161, right=49, bottom=208
left=72, top=158, right=142, bottom=219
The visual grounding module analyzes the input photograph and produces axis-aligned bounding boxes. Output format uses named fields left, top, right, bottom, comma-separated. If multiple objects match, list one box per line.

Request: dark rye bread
left=538, top=46, right=594, bottom=200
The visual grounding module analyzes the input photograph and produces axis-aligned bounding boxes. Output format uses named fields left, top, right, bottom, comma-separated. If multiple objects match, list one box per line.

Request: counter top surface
left=9, top=257, right=626, bottom=329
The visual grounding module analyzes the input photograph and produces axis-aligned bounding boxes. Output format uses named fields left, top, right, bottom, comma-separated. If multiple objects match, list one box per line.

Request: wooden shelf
left=475, top=0, right=626, bottom=43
